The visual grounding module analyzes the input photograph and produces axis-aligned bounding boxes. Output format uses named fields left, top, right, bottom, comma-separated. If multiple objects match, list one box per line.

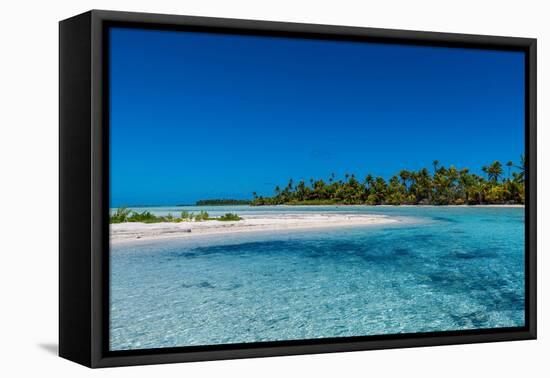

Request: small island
left=251, top=158, right=525, bottom=206
left=195, top=199, right=251, bottom=206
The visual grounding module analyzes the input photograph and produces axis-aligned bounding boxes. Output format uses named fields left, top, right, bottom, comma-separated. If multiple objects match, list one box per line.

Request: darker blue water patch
left=266, top=315, right=290, bottom=326
left=364, top=246, right=413, bottom=260
left=302, top=240, right=364, bottom=258
left=174, top=250, right=200, bottom=259
left=425, top=269, right=518, bottom=314
left=181, top=281, right=216, bottom=289
left=226, top=282, right=243, bottom=290
left=360, top=251, right=399, bottom=263
left=431, top=216, right=458, bottom=223
left=449, top=311, right=489, bottom=328
left=189, top=240, right=303, bottom=257
left=451, top=247, right=499, bottom=260
left=427, top=271, right=467, bottom=288
left=392, top=247, right=411, bottom=256
left=409, top=233, right=436, bottom=241
left=187, top=238, right=411, bottom=264
left=198, top=281, right=215, bottom=289
left=171, top=240, right=289, bottom=260
left=487, top=290, right=525, bottom=312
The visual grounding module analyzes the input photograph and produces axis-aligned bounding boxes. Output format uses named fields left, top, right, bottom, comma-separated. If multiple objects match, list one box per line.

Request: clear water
left=110, top=206, right=525, bottom=351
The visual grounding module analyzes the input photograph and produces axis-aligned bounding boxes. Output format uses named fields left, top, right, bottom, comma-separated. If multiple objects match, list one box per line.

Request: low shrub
left=217, top=213, right=242, bottom=221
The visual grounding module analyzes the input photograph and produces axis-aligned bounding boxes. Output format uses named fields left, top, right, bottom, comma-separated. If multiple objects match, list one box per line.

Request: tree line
left=251, top=157, right=525, bottom=206
left=195, top=199, right=251, bottom=206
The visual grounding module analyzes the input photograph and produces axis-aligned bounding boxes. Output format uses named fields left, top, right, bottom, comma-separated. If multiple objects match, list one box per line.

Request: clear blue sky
left=110, top=27, right=525, bottom=206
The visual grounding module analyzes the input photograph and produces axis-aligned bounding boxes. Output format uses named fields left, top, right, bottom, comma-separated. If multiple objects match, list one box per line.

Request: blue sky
left=110, top=27, right=525, bottom=206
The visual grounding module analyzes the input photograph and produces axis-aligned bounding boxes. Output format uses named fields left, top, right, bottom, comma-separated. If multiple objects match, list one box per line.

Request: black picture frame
left=59, top=9, right=537, bottom=368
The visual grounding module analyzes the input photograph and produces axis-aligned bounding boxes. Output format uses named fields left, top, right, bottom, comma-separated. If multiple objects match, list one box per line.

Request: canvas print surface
left=109, top=27, right=526, bottom=351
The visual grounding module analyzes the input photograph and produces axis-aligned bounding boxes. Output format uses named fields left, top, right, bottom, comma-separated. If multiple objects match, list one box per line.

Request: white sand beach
left=110, top=213, right=400, bottom=244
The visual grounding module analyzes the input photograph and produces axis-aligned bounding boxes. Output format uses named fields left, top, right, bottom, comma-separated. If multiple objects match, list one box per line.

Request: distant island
left=195, top=199, right=251, bottom=206
left=251, top=158, right=526, bottom=206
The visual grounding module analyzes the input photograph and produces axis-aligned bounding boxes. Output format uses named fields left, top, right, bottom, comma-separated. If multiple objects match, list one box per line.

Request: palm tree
left=432, top=160, right=439, bottom=176
left=433, top=170, right=452, bottom=204
left=487, top=161, right=503, bottom=182
left=506, top=161, right=514, bottom=180
left=470, top=179, right=485, bottom=204
left=312, top=179, right=326, bottom=199
left=296, top=180, right=306, bottom=201
left=482, top=165, right=489, bottom=180
left=447, top=165, right=459, bottom=201
left=364, top=174, right=374, bottom=188
left=458, top=168, right=472, bottom=203
left=416, top=168, right=432, bottom=203
left=399, top=169, right=411, bottom=190
left=287, top=178, right=294, bottom=190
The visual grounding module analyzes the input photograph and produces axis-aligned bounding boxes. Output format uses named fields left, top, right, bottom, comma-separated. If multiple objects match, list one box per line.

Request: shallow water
left=110, top=206, right=525, bottom=351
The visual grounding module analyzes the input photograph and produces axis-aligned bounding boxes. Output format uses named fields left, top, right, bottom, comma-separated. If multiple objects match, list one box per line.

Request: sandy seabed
left=110, top=213, right=401, bottom=244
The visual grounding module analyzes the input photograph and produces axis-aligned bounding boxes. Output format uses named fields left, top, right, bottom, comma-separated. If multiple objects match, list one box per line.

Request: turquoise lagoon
left=110, top=206, right=525, bottom=351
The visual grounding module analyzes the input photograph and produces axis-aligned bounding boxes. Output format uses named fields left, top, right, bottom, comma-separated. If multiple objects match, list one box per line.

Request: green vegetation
left=218, top=213, right=242, bottom=221
left=251, top=157, right=526, bottom=206
left=194, top=210, right=210, bottom=221
left=196, top=199, right=251, bottom=206
left=109, top=208, right=187, bottom=224
left=110, top=207, right=133, bottom=223
left=110, top=209, right=244, bottom=224
left=180, top=211, right=194, bottom=221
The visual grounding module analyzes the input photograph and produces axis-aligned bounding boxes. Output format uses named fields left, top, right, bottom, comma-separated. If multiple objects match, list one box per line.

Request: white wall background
left=0, top=0, right=546, bottom=376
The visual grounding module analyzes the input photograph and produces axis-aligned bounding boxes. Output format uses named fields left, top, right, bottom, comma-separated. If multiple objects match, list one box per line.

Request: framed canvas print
left=59, top=10, right=536, bottom=368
